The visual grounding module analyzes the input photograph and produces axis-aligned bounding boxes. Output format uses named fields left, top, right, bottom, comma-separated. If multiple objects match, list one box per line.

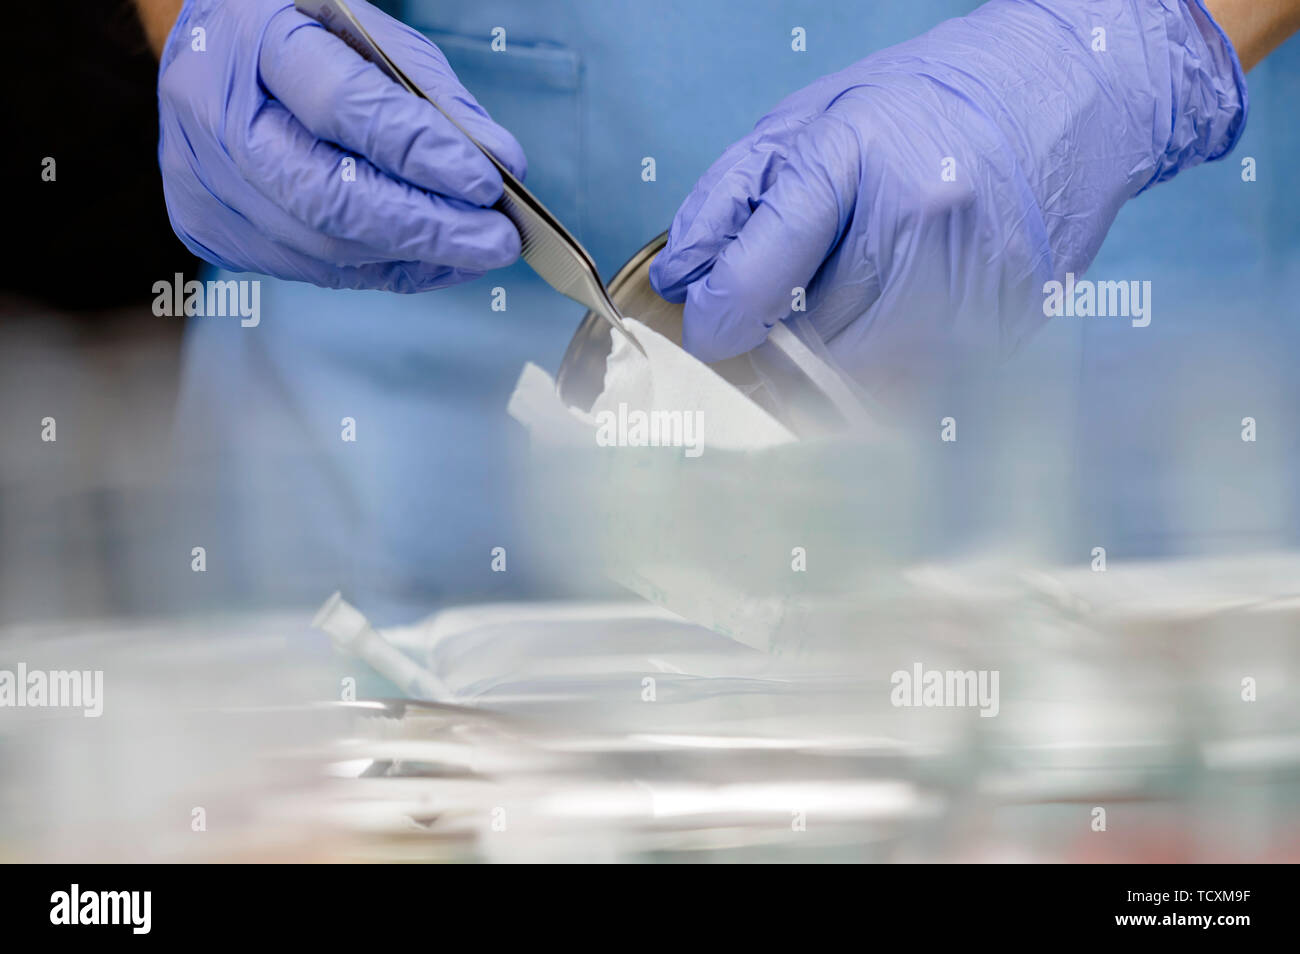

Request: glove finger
left=166, top=150, right=484, bottom=273
left=650, top=142, right=789, bottom=302
left=258, top=6, right=523, bottom=206
left=344, top=2, right=529, bottom=182
left=681, top=119, right=859, bottom=363
left=163, top=182, right=475, bottom=292
left=234, top=100, right=521, bottom=271
left=327, top=261, right=483, bottom=293
left=286, top=257, right=480, bottom=293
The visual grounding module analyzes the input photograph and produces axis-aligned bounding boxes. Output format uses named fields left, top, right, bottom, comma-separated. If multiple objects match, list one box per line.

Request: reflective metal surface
left=556, top=233, right=865, bottom=437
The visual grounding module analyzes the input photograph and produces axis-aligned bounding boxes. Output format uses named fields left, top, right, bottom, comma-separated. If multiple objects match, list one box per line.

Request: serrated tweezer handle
left=295, top=0, right=645, bottom=356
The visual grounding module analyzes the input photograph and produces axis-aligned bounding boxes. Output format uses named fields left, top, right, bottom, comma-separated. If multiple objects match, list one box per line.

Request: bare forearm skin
left=1206, top=0, right=1300, bottom=69
left=133, top=0, right=184, bottom=58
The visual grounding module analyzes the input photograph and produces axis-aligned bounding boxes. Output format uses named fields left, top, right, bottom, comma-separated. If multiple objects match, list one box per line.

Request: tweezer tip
left=617, top=323, right=647, bottom=358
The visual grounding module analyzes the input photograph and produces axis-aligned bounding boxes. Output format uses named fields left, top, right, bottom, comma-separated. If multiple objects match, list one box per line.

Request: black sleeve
left=2, top=1, right=197, bottom=312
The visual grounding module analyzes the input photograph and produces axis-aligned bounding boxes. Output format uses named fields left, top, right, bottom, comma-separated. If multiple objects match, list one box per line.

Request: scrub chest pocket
left=408, top=23, right=588, bottom=247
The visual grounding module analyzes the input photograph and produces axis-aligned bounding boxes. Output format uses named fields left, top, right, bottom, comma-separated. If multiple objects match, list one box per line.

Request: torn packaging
left=509, top=318, right=796, bottom=454
left=506, top=318, right=807, bottom=651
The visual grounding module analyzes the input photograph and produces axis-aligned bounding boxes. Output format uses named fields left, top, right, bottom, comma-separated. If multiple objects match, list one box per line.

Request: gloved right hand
left=157, top=0, right=526, bottom=292
left=649, top=0, right=1247, bottom=400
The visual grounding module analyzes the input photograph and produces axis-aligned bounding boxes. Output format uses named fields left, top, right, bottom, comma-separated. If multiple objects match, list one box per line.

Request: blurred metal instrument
left=295, top=0, right=644, bottom=355
left=558, top=232, right=877, bottom=435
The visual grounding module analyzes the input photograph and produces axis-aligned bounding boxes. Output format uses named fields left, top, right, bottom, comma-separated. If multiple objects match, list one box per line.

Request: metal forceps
left=294, top=0, right=645, bottom=355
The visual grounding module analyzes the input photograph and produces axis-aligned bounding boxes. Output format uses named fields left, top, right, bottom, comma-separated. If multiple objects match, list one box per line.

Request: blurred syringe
left=312, top=591, right=449, bottom=701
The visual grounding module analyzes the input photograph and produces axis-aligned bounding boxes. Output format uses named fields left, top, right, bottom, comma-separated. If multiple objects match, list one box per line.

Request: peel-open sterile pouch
left=509, top=318, right=798, bottom=452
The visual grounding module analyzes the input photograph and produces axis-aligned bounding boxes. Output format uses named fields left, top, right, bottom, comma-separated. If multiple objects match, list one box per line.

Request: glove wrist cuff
left=1163, top=0, right=1250, bottom=171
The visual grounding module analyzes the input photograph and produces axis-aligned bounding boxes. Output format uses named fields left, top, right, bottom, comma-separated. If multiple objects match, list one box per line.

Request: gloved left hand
left=157, top=0, right=528, bottom=292
left=650, top=0, right=1247, bottom=400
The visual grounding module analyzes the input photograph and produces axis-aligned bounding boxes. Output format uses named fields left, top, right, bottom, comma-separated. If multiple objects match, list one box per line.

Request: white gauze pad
left=508, top=318, right=796, bottom=452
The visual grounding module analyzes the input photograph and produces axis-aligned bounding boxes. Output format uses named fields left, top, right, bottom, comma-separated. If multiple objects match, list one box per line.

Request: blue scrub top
left=172, top=1, right=1300, bottom=619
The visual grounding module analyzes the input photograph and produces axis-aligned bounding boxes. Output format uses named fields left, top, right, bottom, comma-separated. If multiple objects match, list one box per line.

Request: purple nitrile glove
left=650, top=0, right=1247, bottom=400
left=157, top=0, right=527, bottom=292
